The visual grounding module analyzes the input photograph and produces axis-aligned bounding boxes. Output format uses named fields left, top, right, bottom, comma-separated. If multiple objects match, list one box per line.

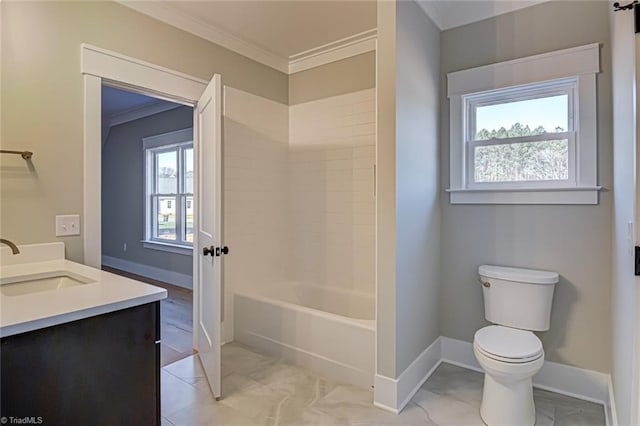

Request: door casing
left=81, top=44, right=208, bottom=351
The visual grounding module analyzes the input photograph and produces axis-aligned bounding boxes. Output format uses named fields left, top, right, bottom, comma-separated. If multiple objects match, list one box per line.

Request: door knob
left=202, top=246, right=215, bottom=256
left=214, top=246, right=229, bottom=256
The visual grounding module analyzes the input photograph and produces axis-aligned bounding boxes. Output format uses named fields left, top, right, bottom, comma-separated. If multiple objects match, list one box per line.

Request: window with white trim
left=466, top=79, right=576, bottom=188
left=143, top=128, right=193, bottom=253
left=447, top=44, right=600, bottom=204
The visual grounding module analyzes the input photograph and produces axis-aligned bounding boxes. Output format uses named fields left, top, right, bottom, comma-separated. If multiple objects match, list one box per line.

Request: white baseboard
left=441, top=336, right=610, bottom=405
left=535, top=359, right=609, bottom=404
left=441, top=335, right=483, bottom=371
left=102, top=255, right=193, bottom=289
left=374, top=336, right=442, bottom=413
left=373, top=374, right=400, bottom=413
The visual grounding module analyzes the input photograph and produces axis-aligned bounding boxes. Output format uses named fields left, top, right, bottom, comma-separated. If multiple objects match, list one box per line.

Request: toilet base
left=480, top=373, right=535, bottom=426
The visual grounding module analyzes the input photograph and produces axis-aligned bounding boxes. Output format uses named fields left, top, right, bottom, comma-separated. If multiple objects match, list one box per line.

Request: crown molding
left=117, top=1, right=289, bottom=73
left=117, top=1, right=376, bottom=75
left=288, top=29, right=377, bottom=74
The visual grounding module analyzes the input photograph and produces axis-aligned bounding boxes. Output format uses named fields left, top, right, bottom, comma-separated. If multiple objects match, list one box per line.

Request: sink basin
left=1, top=271, right=95, bottom=296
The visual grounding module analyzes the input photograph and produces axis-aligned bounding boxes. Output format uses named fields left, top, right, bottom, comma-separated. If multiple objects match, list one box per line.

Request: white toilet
left=473, top=265, right=559, bottom=426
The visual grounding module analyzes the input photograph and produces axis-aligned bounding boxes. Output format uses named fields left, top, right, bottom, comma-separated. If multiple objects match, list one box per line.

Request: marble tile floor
left=161, top=342, right=606, bottom=426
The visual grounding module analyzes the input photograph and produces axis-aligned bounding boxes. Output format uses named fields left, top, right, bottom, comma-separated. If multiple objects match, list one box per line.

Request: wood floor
left=101, top=266, right=195, bottom=366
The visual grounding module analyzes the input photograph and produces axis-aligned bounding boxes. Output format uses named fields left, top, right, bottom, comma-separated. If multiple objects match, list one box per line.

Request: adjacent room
left=1, top=1, right=638, bottom=425
left=101, top=85, right=195, bottom=366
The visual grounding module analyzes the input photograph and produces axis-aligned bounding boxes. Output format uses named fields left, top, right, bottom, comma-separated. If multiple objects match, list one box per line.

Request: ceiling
left=102, top=86, right=158, bottom=118
left=120, top=0, right=553, bottom=73
left=166, top=1, right=377, bottom=59
left=101, top=86, right=183, bottom=131
left=417, top=0, right=553, bottom=30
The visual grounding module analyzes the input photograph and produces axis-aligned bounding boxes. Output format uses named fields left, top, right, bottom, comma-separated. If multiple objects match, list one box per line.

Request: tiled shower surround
left=288, top=89, right=376, bottom=295
left=222, top=87, right=376, bottom=340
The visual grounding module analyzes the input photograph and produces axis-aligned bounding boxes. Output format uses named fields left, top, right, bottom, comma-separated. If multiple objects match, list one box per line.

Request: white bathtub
left=234, top=282, right=375, bottom=388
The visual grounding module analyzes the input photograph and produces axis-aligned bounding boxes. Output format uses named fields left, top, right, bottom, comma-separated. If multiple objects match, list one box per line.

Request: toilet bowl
left=473, top=325, right=544, bottom=426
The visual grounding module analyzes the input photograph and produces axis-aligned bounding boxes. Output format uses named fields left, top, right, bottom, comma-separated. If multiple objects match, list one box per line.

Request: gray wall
left=376, top=0, right=440, bottom=378
left=439, top=1, right=613, bottom=373
left=395, top=0, right=440, bottom=376
left=376, top=0, right=398, bottom=379
left=289, top=51, right=375, bottom=105
left=102, top=106, right=193, bottom=278
left=610, top=8, right=637, bottom=426
left=1, top=1, right=288, bottom=263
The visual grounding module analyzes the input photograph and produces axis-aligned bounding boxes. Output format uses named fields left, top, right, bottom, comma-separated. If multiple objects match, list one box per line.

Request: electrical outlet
left=56, top=215, right=81, bottom=237
left=123, top=243, right=127, bottom=252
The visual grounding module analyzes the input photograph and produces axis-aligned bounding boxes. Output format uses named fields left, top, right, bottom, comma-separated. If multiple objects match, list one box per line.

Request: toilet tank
left=478, top=265, right=559, bottom=331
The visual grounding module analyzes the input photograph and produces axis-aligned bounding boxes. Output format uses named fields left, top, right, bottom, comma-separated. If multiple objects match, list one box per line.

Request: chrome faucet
left=0, top=239, right=20, bottom=255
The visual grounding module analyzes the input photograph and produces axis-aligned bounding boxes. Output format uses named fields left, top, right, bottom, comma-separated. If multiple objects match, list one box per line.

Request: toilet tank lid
left=478, top=265, right=559, bottom=285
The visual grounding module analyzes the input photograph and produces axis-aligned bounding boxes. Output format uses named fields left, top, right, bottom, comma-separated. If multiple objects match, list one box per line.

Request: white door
left=194, top=74, right=223, bottom=399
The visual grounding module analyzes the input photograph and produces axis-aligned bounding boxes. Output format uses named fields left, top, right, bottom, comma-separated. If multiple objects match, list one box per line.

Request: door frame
left=635, top=29, right=640, bottom=426
left=81, top=44, right=208, bottom=349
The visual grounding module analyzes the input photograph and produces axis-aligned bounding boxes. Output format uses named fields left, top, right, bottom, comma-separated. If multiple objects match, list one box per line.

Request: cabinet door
left=1, top=302, right=160, bottom=425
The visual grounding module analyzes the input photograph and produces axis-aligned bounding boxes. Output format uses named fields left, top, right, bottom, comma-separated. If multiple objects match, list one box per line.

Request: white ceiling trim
left=117, top=1, right=376, bottom=76
left=289, top=29, right=377, bottom=74
left=117, top=1, right=289, bottom=73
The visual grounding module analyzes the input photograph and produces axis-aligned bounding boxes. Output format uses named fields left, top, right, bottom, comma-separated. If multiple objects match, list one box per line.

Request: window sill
left=446, top=186, right=602, bottom=205
left=142, top=240, right=193, bottom=256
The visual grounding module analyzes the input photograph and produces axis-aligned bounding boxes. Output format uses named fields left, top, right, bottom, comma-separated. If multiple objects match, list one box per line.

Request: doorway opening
left=100, top=84, right=195, bottom=367
left=83, top=44, right=223, bottom=399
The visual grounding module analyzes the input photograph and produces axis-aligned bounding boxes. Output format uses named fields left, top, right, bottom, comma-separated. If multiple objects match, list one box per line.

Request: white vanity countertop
left=0, top=243, right=167, bottom=338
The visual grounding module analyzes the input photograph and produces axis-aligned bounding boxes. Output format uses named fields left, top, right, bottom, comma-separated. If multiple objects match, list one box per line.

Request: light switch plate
left=56, top=215, right=81, bottom=237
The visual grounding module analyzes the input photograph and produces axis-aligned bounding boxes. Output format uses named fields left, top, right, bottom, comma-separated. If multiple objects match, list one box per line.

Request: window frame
left=464, top=78, right=577, bottom=190
left=446, top=43, right=601, bottom=205
left=142, top=128, right=194, bottom=255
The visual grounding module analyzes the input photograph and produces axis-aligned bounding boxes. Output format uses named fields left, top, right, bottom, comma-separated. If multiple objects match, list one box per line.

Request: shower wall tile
left=224, top=87, right=289, bottom=143
left=224, top=87, right=376, bottom=339
left=223, top=87, right=289, bottom=342
left=288, top=89, right=376, bottom=295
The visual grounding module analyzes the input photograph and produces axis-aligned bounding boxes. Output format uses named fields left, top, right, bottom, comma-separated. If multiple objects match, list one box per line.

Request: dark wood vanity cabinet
left=0, top=301, right=160, bottom=425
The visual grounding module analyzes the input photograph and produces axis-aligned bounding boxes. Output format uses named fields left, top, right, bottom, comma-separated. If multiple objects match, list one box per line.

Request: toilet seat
left=474, top=325, right=543, bottom=364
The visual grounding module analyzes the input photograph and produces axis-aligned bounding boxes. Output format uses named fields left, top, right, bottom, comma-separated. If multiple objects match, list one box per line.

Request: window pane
left=475, top=95, right=568, bottom=140
left=155, top=196, right=177, bottom=240
left=156, top=150, right=177, bottom=193
left=184, top=196, right=194, bottom=243
left=184, top=148, right=193, bottom=193
left=474, top=139, right=568, bottom=183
